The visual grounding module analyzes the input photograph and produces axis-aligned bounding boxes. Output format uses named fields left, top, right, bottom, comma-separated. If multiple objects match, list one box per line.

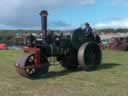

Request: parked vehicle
left=0, top=43, right=8, bottom=50
left=109, top=36, right=128, bottom=51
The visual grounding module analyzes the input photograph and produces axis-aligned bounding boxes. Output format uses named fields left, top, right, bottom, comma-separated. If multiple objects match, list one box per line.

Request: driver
left=83, top=22, right=94, bottom=41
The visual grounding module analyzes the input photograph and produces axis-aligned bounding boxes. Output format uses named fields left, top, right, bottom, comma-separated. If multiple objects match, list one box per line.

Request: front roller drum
left=78, top=42, right=102, bottom=70
left=16, top=53, right=49, bottom=78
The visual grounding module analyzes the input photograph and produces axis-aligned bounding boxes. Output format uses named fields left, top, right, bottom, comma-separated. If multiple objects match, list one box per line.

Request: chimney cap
left=40, top=10, right=48, bottom=16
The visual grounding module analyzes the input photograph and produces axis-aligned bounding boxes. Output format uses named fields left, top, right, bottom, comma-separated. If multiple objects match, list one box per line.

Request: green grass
left=0, top=49, right=128, bottom=96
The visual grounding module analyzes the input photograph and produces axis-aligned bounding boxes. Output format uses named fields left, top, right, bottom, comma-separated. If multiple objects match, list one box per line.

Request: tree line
left=96, top=28, right=128, bottom=33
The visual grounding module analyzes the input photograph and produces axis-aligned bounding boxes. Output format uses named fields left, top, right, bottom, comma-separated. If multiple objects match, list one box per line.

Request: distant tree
left=116, top=28, right=128, bottom=33
left=96, top=28, right=115, bottom=33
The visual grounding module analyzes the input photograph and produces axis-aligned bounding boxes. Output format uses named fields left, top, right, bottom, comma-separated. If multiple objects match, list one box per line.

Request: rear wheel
left=78, top=42, right=102, bottom=70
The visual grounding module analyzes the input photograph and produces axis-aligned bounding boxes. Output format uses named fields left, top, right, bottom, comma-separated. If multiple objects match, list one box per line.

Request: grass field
left=0, top=49, right=128, bottom=96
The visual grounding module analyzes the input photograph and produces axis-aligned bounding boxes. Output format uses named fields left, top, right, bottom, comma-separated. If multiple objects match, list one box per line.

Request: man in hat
left=84, top=22, right=94, bottom=41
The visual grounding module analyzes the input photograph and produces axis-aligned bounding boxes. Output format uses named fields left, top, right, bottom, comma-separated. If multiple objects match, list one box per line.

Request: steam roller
left=16, top=10, right=102, bottom=78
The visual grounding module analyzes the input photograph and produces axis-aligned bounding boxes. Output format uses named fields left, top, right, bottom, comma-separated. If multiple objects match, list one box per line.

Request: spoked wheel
left=16, top=53, right=49, bottom=78
left=78, top=42, right=102, bottom=70
left=25, top=55, right=36, bottom=75
left=61, top=49, right=78, bottom=70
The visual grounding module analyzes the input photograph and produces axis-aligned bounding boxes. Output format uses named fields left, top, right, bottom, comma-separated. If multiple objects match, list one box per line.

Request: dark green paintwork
left=72, top=28, right=85, bottom=49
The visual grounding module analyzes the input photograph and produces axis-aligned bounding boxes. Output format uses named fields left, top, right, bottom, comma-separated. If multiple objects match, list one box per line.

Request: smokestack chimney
left=40, top=10, right=48, bottom=43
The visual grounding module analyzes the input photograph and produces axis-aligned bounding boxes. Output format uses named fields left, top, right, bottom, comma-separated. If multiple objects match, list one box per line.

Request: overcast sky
left=0, top=0, right=128, bottom=29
